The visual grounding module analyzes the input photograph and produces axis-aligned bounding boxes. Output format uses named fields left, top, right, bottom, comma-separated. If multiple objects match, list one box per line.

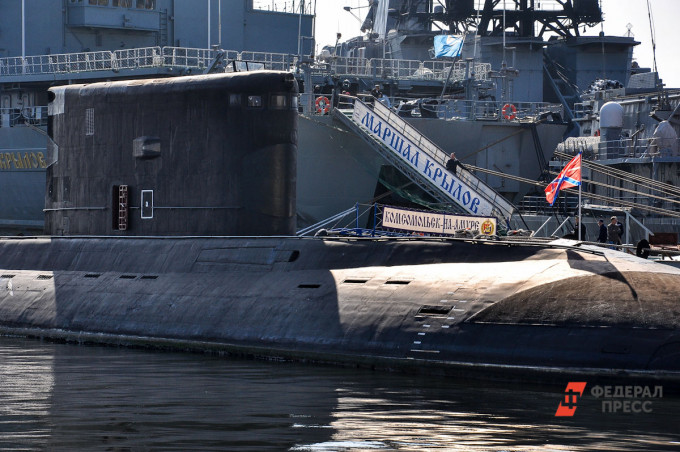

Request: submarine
left=0, top=71, right=678, bottom=384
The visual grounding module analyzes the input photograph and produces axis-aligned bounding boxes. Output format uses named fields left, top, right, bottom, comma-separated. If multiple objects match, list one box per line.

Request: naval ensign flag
left=545, top=152, right=582, bottom=206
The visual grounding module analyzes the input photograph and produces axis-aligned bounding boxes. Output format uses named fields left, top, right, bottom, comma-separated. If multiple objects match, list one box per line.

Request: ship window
left=247, top=96, right=262, bottom=108
left=136, top=0, right=154, bottom=9
left=229, top=94, right=241, bottom=107
left=114, top=0, right=132, bottom=6
left=270, top=94, right=287, bottom=109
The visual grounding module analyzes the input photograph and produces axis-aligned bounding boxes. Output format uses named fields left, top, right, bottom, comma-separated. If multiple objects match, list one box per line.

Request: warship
left=517, top=72, right=680, bottom=246
left=0, top=70, right=678, bottom=384
left=0, top=0, right=647, bottom=233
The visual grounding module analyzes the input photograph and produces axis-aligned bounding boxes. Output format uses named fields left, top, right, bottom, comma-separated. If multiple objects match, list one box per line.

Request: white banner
left=382, top=206, right=497, bottom=236
left=352, top=101, right=495, bottom=217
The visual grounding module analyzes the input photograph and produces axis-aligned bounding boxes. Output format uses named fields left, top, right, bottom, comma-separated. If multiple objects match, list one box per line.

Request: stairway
left=543, top=54, right=581, bottom=121
left=159, top=10, right=169, bottom=47
left=332, top=98, right=515, bottom=223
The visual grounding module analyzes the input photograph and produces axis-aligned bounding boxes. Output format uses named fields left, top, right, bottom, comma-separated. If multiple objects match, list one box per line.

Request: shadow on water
left=1, top=336, right=679, bottom=451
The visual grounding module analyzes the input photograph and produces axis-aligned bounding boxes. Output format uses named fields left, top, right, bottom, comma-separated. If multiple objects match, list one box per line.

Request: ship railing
left=518, top=195, right=580, bottom=215
left=0, top=50, right=116, bottom=75
left=328, top=57, right=371, bottom=76
left=161, top=47, right=221, bottom=70
left=252, top=0, right=314, bottom=15
left=0, top=46, right=293, bottom=77
left=327, top=57, right=491, bottom=82
left=0, top=46, right=494, bottom=84
left=404, top=99, right=563, bottom=121
left=114, top=47, right=163, bottom=70
left=371, top=59, right=437, bottom=79
left=420, top=61, right=491, bottom=82
left=237, top=51, right=298, bottom=71
left=0, top=106, right=48, bottom=128
left=562, top=137, right=680, bottom=160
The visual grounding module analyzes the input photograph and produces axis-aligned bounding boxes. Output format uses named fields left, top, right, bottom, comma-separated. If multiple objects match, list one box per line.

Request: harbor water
left=1, top=336, right=678, bottom=451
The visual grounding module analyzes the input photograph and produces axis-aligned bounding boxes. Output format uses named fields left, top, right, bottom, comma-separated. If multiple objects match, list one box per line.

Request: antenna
left=502, top=0, right=506, bottom=68
left=646, top=0, right=658, bottom=74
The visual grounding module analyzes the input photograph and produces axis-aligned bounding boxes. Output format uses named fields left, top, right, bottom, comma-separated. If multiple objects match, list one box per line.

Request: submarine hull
left=0, top=236, right=678, bottom=382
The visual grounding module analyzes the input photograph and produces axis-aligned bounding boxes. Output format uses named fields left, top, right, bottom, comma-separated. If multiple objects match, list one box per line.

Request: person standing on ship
left=572, top=217, right=587, bottom=240
left=607, top=216, right=622, bottom=248
left=597, top=219, right=607, bottom=243
left=446, top=152, right=465, bottom=176
left=370, top=84, right=383, bottom=100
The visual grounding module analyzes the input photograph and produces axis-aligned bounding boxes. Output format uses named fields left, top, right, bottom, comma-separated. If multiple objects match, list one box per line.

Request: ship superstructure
left=0, top=0, right=312, bottom=233
left=0, top=0, right=660, bottom=234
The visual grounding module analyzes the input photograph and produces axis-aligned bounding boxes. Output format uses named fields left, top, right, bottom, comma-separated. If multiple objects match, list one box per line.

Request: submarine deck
left=0, top=236, right=678, bottom=383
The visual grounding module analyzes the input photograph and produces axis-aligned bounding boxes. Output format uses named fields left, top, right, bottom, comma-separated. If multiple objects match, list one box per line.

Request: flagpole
left=578, top=152, right=582, bottom=240
left=578, top=177, right=582, bottom=241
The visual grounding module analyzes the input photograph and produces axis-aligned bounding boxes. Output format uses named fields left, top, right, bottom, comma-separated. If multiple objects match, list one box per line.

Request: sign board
left=352, top=101, right=495, bottom=217
left=141, top=189, right=153, bottom=219
left=382, top=205, right=497, bottom=236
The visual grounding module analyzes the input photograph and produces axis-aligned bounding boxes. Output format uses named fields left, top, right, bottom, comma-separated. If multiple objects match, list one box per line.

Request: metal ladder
left=332, top=98, right=516, bottom=223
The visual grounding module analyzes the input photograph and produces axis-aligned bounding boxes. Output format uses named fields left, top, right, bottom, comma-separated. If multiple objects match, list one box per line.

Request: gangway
left=332, top=98, right=516, bottom=224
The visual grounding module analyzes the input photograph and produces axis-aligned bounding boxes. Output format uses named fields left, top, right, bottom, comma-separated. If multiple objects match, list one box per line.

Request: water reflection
left=0, top=339, right=54, bottom=448
left=0, top=337, right=678, bottom=451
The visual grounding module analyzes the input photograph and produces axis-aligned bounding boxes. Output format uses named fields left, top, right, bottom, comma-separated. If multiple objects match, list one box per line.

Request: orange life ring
left=502, top=103, right=517, bottom=120
left=315, top=96, right=330, bottom=114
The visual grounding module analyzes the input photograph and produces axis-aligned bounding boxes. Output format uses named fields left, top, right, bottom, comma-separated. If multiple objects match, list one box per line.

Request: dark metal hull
left=0, top=236, right=678, bottom=382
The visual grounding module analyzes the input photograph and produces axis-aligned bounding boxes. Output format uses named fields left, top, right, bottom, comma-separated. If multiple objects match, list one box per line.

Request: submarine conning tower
left=45, top=71, right=298, bottom=236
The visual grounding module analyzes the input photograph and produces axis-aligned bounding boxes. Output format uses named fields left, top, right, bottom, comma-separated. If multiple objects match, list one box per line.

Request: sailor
left=572, top=217, right=587, bottom=240
left=597, top=219, right=607, bottom=243
left=370, top=84, right=383, bottom=99
left=446, top=152, right=465, bottom=175
left=341, top=79, right=352, bottom=96
left=607, top=216, right=623, bottom=247
left=339, top=79, right=353, bottom=108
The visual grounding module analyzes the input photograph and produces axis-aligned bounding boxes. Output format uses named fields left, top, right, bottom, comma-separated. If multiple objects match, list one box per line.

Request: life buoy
left=315, top=96, right=330, bottom=114
left=502, top=103, right=517, bottom=120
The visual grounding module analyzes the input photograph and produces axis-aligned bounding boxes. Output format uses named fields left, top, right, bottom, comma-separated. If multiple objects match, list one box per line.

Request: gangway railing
left=333, top=97, right=515, bottom=223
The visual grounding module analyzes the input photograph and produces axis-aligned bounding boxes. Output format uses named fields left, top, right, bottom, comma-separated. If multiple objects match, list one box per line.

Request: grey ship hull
left=298, top=113, right=566, bottom=226
left=0, top=126, right=47, bottom=233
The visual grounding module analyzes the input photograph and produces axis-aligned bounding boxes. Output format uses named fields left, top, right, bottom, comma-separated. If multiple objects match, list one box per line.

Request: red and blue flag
left=545, top=153, right=582, bottom=206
